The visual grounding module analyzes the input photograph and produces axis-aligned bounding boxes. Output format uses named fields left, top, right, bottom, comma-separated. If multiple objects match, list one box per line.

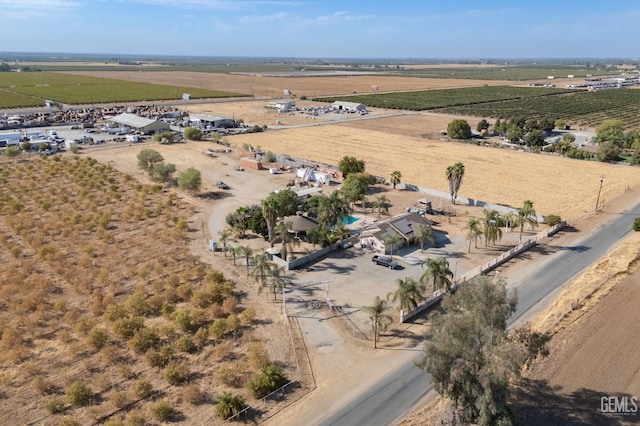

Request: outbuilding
left=332, top=101, right=366, bottom=113
left=266, top=101, right=295, bottom=113
left=189, top=113, right=236, bottom=129
left=109, top=113, right=170, bottom=135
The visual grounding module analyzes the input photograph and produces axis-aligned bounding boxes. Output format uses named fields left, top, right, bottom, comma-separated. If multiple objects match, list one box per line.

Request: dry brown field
left=62, top=70, right=512, bottom=98
left=230, top=119, right=640, bottom=222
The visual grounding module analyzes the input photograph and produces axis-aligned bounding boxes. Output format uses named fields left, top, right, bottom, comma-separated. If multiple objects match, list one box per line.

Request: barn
left=332, top=101, right=366, bottom=113
left=109, top=113, right=170, bottom=134
left=266, top=101, right=295, bottom=112
left=189, top=113, right=236, bottom=129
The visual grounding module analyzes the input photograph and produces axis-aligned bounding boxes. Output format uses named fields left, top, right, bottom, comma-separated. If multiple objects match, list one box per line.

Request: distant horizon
left=1, top=1, right=638, bottom=58
left=1, top=51, right=638, bottom=64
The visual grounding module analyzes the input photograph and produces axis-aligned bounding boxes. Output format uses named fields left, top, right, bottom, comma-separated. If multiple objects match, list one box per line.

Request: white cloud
left=238, top=11, right=289, bottom=24
left=316, top=11, right=376, bottom=22
left=0, top=0, right=81, bottom=19
left=115, top=0, right=305, bottom=10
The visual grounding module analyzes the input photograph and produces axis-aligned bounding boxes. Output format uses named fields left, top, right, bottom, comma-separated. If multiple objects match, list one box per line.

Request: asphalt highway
left=321, top=200, right=640, bottom=426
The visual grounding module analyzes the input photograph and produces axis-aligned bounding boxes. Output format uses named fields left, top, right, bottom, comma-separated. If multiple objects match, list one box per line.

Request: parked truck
left=371, top=255, right=399, bottom=269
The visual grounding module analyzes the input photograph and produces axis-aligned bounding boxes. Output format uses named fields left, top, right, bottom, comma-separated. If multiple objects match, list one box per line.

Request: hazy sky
left=2, top=0, right=639, bottom=58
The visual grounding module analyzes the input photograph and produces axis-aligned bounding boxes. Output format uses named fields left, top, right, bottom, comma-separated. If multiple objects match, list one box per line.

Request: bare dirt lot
left=63, top=70, right=512, bottom=98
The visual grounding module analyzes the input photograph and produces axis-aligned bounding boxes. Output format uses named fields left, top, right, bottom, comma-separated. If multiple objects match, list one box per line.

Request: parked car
left=216, top=181, right=229, bottom=190
left=371, top=255, right=399, bottom=269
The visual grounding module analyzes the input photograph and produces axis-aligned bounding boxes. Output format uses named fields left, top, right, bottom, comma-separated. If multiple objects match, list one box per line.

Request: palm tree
left=233, top=206, right=250, bottom=238
left=227, top=245, right=239, bottom=266
left=217, top=229, right=234, bottom=257
left=419, top=257, right=453, bottom=294
left=372, top=195, right=390, bottom=219
left=215, top=391, right=246, bottom=420
left=383, top=233, right=403, bottom=259
left=518, top=200, right=538, bottom=242
left=261, top=196, right=279, bottom=245
left=318, top=191, right=350, bottom=228
left=412, top=224, right=435, bottom=252
left=361, top=296, right=393, bottom=349
left=361, top=195, right=370, bottom=214
left=390, top=170, right=402, bottom=189
left=464, top=217, right=483, bottom=253
left=503, top=211, right=518, bottom=232
left=263, top=264, right=287, bottom=300
left=235, top=245, right=254, bottom=275
left=445, top=162, right=465, bottom=205
left=251, top=252, right=270, bottom=288
left=387, top=277, right=426, bottom=313
left=483, top=209, right=503, bottom=246
left=274, top=220, right=298, bottom=261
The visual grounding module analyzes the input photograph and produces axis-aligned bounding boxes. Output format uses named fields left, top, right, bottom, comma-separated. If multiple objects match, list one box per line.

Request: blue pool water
left=341, top=215, right=358, bottom=225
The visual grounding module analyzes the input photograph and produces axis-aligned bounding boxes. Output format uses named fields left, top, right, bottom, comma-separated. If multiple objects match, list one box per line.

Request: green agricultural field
left=395, top=65, right=613, bottom=81
left=0, top=89, right=43, bottom=108
left=320, top=86, right=575, bottom=111
left=0, top=72, right=246, bottom=107
left=436, top=88, right=640, bottom=130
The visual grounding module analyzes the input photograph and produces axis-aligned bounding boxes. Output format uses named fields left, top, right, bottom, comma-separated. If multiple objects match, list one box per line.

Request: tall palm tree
left=274, top=220, right=298, bottom=261
left=318, top=191, right=350, bottom=228
left=503, top=212, right=518, bottom=232
left=227, top=245, right=239, bottom=266
left=372, top=195, right=390, bottom=219
left=261, top=196, right=279, bottom=245
left=420, top=257, right=453, bottom=294
left=483, top=209, right=503, bottom=246
left=412, top=224, right=435, bottom=252
left=390, top=170, right=402, bottom=189
left=217, top=228, right=234, bottom=257
left=387, top=277, right=426, bottom=313
left=518, top=199, right=538, bottom=242
left=263, top=264, right=287, bottom=300
left=361, top=296, right=393, bottom=349
left=383, top=233, right=403, bottom=259
left=235, top=245, right=254, bottom=275
left=251, top=252, right=270, bottom=288
left=464, top=217, right=483, bottom=253
left=445, top=162, right=465, bottom=205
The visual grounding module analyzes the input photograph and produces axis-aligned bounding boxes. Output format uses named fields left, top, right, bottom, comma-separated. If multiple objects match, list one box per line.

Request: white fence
left=399, top=221, right=566, bottom=323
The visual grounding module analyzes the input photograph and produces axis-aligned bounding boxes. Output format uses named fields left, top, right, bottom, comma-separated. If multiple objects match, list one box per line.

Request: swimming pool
left=341, top=215, right=358, bottom=225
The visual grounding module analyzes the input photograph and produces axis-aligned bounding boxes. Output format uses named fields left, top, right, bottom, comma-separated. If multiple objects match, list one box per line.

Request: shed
left=189, top=113, right=236, bottom=129
left=332, top=101, right=366, bottom=112
left=110, top=113, right=169, bottom=134
left=266, top=101, right=295, bottom=112
left=240, top=157, right=263, bottom=170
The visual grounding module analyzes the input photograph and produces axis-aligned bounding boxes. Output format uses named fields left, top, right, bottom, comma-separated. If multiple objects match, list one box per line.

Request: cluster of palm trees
left=363, top=256, right=454, bottom=348
left=464, top=200, right=538, bottom=252
left=217, top=229, right=288, bottom=300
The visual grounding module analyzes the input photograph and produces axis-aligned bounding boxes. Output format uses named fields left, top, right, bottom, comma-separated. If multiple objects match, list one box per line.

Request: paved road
left=320, top=200, right=640, bottom=426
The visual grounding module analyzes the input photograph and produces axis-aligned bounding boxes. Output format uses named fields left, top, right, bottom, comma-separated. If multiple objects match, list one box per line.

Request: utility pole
left=595, top=174, right=604, bottom=212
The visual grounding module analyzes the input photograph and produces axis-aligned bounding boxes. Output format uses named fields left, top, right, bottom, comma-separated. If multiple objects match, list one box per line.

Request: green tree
left=506, top=124, right=523, bottom=143
left=3, top=146, right=21, bottom=158
left=341, top=173, right=368, bottom=211
left=597, top=140, right=621, bottom=162
left=246, top=364, right=289, bottom=398
left=483, top=209, right=503, bottom=246
left=418, top=277, right=548, bottom=425
left=235, top=245, right=254, bottom=275
left=262, top=264, right=287, bottom=300
left=517, top=200, right=538, bottom=242
left=261, top=189, right=298, bottom=244
left=251, top=253, right=271, bottom=288
left=183, top=127, right=202, bottom=141
left=372, top=195, right=390, bottom=219
left=215, top=392, right=246, bottom=420
left=447, top=119, right=471, bottom=139
left=150, top=162, right=176, bottom=182
left=387, top=277, right=426, bottom=313
left=596, top=119, right=624, bottom=145
left=338, top=155, right=365, bottom=178
left=217, top=229, right=234, bottom=257
left=274, top=220, right=298, bottom=261
left=524, top=129, right=545, bottom=147
left=177, top=167, right=202, bottom=194
left=464, top=217, right=483, bottom=253
left=633, top=217, right=640, bottom=232
left=555, top=118, right=567, bottom=130
left=445, top=162, right=465, bottom=205
left=476, top=119, right=490, bottom=133
left=419, top=257, right=453, bottom=293
left=153, top=131, right=175, bottom=144
left=137, top=149, right=164, bottom=173
left=412, top=224, right=435, bottom=252
left=383, top=233, right=403, bottom=259
left=66, top=381, right=92, bottom=406
left=361, top=296, right=393, bottom=349
left=390, top=170, right=402, bottom=189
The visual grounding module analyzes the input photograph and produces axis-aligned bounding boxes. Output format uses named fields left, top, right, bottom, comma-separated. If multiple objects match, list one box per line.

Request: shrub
left=113, top=317, right=144, bottom=340
left=58, top=419, right=81, bottom=426
left=125, top=292, right=148, bottom=316
left=543, top=214, right=563, bottom=227
left=124, top=411, right=146, bottom=426
left=246, top=364, right=288, bottom=399
left=87, top=328, right=109, bottom=350
left=128, top=327, right=160, bottom=354
left=146, top=344, right=174, bottom=368
left=45, top=396, right=66, bottom=414
left=109, top=390, right=130, bottom=409
left=173, top=308, right=193, bottom=333
left=103, top=304, right=128, bottom=322
left=634, top=217, right=640, bottom=232
left=247, top=341, right=270, bottom=370
left=264, top=151, right=277, bottom=163
left=182, top=384, right=205, bottom=405
left=164, top=361, right=190, bottom=386
left=103, top=418, right=124, bottom=426
left=131, top=379, right=153, bottom=399
left=65, top=380, right=92, bottom=406
left=183, top=127, right=202, bottom=141
left=194, top=327, right=209, bottom=348
left=209, top=318, right=227, bottom=339
left=176, top=335, right=195, bottom=354
left=151, top=399, right=174, bottom=422
left=216, top=363, right=244, bottom=387
left=32, top=376, right=54, bottom=395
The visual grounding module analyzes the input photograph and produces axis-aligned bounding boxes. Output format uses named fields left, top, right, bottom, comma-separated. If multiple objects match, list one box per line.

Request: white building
left=188, top=113, right=236, bottom=129
left=266, top=101, right=295, bottom=112
left=332, top=101, right=366, bottom=113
